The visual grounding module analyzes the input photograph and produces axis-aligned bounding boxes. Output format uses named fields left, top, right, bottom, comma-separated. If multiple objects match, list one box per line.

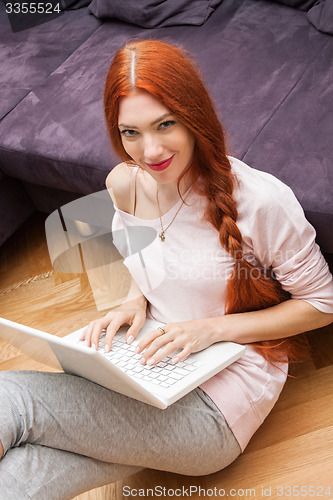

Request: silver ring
left=158, top=326, right=166, bottom=335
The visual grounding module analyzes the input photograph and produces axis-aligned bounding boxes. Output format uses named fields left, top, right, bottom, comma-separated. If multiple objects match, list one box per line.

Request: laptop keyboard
left=80, top=333, right=200, bottom=388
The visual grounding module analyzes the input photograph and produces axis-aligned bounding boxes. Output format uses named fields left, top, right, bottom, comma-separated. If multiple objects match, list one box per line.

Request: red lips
left=146, top=155, right=174, bottom=172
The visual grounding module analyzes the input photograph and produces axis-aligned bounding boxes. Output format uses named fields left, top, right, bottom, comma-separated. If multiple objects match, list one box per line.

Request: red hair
left=104, top=40, right=309, bottom=365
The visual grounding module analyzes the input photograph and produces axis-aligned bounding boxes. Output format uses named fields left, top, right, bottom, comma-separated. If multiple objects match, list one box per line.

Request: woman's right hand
left=80, top=295, right=147, bottom=353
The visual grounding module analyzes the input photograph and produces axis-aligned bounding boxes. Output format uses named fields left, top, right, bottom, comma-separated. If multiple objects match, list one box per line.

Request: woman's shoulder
left=105, top=162, right=138, bottom=212
left=229, top=156, right=296, bottom=208
left=228, top=156, right=311, bottom=244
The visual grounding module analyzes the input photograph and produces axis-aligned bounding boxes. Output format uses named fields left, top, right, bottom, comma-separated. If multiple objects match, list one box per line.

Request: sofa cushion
left=88, top=0, right=223, bottom=27
left=63, top=0, right=92, bottom=8
left=307, top=0, right=333, bottom=34
left=271, top=0, right=316, bottom=10
left=0, top=3, right=101, bottom=121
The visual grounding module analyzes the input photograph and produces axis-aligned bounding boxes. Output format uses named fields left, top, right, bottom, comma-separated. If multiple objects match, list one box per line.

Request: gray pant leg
left=0, top=371, right=241, bottom=498
left=0, top=444, right=142, bottom=500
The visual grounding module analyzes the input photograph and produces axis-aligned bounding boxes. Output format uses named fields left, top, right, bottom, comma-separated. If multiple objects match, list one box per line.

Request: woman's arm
left=217, top=298, right=333, bottom=344
left=81, top=164, right=148, bottom=350
left=136, top=299, right=333, bottom=366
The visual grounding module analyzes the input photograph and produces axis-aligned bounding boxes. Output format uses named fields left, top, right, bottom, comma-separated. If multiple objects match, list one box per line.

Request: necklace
left=156, top=185, right=190, bottom=242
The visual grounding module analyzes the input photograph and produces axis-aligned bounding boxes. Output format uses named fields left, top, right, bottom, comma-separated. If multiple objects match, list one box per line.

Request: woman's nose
left=143, top=135, right=164, bottom=161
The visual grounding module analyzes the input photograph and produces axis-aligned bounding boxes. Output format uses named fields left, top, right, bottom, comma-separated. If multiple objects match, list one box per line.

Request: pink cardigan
left=112, top=157, right=333, bottom=450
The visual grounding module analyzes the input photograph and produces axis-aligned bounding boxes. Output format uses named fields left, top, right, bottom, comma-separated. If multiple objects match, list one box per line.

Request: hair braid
left=202, top=165, right=309, bottom=365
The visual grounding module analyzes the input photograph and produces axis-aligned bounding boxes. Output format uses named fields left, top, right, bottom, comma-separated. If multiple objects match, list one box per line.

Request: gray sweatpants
left=0, top=371, right=241, bottom=500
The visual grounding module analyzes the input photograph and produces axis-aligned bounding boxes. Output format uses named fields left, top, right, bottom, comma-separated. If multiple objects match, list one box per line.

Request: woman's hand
left=135, top=318, right=221, bottom=366
left=136, top=301, right=333, bottom=367
left=81, top=295, right=147, bottom=352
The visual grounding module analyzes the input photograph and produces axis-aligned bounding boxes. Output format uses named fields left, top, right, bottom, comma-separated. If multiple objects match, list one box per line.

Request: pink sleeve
left=250, top=183, right=333, bottom=314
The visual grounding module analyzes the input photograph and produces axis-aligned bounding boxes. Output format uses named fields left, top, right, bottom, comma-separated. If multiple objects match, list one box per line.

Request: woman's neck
left=156, top=171, right=193, bottom=203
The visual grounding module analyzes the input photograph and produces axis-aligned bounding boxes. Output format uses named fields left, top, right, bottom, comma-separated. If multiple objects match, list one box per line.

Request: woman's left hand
left=135, top=318, right=221, bottom=366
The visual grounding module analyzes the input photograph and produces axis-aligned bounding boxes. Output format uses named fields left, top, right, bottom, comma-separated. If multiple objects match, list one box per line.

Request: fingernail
left=104, top=344, right=110, bottom=353
left=127, top=335, right=134, bottom=345
left=140, top=357, right=145, bottom=365
left=92, top=343, right=96, bottom=350
left=135, top=346, right=141, bottom=354
left=147, top=358, right=155, bottom=366
left=172, top=357, right=179, bottom=364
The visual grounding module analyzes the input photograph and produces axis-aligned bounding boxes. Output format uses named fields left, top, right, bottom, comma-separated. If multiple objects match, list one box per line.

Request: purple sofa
left=0, top=0, right=332, bottom=269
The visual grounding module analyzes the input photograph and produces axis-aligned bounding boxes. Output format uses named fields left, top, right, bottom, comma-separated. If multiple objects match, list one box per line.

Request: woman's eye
left=159, top=120, right=175, bottom=130
left=120, top=129, right=138, bottom=138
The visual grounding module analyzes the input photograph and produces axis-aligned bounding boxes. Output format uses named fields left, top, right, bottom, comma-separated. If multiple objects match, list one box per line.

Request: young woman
left=0, top=40, right=332, bottom=500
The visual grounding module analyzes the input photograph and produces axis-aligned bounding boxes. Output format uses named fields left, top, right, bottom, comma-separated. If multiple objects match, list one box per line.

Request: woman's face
left=118, top=91, right=195, bottom=186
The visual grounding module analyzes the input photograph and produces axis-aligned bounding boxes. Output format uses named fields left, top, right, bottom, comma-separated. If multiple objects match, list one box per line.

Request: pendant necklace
left=156, top=184, right=191, bottom=242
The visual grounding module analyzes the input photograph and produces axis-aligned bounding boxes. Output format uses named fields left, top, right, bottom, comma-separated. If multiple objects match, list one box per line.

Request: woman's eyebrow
left=151, top=113, right=173, bottom=126
left=118, top=123, right=138, bottom=129
left=118, top=113, right=173, bottom=129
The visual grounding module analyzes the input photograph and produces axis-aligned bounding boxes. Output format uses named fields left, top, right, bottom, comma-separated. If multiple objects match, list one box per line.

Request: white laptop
left=0, top=316, right=245, bottom=409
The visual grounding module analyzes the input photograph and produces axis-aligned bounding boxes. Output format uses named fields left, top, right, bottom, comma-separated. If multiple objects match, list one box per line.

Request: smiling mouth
left=146, top=155, right=174, bottom=171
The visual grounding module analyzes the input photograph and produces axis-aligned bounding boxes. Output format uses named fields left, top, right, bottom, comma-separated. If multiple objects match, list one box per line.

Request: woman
left=0, top=40, right=332, bottom=499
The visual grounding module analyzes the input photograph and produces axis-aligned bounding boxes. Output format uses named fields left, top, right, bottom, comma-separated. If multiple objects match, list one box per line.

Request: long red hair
left=104, top=40, right=309, bottom=365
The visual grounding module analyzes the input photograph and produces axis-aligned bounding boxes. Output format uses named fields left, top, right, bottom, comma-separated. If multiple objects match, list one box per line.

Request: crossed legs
left=0, top=371, right=241, bottom=499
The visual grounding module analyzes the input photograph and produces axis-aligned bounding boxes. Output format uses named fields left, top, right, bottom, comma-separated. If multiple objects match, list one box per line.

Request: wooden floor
left=0, top=212, right=333, bottom=500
